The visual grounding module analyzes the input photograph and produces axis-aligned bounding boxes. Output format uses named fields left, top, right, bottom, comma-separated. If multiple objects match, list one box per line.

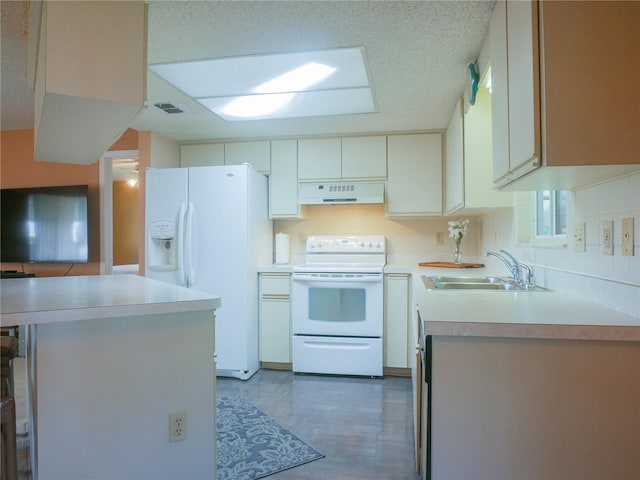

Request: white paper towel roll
left=275, top=233, right=290, bottom=265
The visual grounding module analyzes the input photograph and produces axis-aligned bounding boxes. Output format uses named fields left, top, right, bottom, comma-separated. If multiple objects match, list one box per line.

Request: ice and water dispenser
left=147, top=219, right=177, bottom=270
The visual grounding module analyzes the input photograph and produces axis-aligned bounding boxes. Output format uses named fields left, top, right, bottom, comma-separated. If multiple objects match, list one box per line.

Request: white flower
left=448, top=218, right=469, bottom=242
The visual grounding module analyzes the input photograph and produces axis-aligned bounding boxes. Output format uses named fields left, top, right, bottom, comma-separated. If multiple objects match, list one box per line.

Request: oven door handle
left=292, top=273, right=382, bottom=283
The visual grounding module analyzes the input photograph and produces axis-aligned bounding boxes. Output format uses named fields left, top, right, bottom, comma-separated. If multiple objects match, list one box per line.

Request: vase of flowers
left=448, top=218, right=469, bottom=264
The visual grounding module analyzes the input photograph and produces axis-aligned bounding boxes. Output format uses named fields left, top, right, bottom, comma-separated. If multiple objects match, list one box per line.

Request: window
left=535, top=190, right=567, bottom=238
left=515, top=190, right=568, bottom=245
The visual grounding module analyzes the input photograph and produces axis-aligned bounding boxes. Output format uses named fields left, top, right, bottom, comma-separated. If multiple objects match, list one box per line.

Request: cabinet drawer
left=261, top=275, right=290, bottom=296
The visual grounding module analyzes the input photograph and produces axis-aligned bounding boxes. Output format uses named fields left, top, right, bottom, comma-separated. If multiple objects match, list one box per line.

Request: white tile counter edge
left=1, top=275, right=221, bottom=327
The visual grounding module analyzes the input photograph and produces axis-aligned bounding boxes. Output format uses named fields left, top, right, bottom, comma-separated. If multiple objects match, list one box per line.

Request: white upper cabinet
left=180, top=144, right=224, bottom=168
left=33, top=1, right=146, bottom=165
left=342, top=136, right=387, bottom=180
left=298, top=138, right=342, bottom=181
left=298, top=136, right=387, bottom=182
left=462, top=90, right=512, bottom=212
left=446, top=91, right=512, bottom=215
left=490, top=0, right=511, bottom=185
left=445, top=98, right=464, bottom=214
left=491, top=0, right=640, bottom=191
left=490, top=0, right=540, bottom=186
left=386, top=133, right=442, bottom=217
left=224, top=141, right=271, bottom=174
left=269, top=140, right=304, bottom=219
left=179, top=141, right=270, bottom=173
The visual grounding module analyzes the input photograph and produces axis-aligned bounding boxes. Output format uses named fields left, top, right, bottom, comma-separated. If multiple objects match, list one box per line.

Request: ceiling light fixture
left=221, top=93, right=295, bottom=118
left=255, top=62, right=337, bottom=94
left=149, top=47, right=375, bottom=121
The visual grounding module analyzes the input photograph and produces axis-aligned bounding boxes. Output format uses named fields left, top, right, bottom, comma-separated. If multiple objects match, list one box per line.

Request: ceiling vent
left=153, top=102, right=184, bottom=114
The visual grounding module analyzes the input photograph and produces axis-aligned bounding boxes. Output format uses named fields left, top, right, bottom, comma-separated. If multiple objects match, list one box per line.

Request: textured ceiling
left=1, top=0, right=495, bottom=142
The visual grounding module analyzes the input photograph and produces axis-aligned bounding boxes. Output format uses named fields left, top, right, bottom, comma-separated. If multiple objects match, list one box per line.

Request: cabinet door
left=342, top=136, right=387, bottom=180
left=260, top=300, right=291, bottom=363
left=269, top=140, right=302, bottom=218
left=180, top=143, right=224, bottom=167
left=505, top=0, right=541, bottom=177
left=445, top=98, right=464, bottom=214
left=386, top=134, right=442, bottom=216
left=464, top=89, right=513, bottom=209
left=384, top=274, right=410, bottom=368
left=489, top=0, right=510, bottom=184
left=298, top=138, right=341, bottom=181
left=259, top=274, right=291, bottom=364
left=225, top=141, right=270, bottom=174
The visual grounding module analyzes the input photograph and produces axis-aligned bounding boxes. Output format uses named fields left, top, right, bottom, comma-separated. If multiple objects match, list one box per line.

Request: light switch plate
left=622, top=217, right=634, bottom=256
left=572, top=223, right=585, bottom=252
left=602, top=220, right=613, bottom=255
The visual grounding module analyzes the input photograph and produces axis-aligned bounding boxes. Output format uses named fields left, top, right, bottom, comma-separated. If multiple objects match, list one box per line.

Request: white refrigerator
left=145, top=164, right=272, bottom=380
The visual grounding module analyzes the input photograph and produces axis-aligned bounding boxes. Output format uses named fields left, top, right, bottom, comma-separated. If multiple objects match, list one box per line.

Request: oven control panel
left=306, top=235, right=385, bottom=254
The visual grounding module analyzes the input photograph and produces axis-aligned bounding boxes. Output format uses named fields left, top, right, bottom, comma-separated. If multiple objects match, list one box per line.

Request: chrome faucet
left=485, top=251, right=519, bottom=281
left=485, top=250, right=535, bottom=287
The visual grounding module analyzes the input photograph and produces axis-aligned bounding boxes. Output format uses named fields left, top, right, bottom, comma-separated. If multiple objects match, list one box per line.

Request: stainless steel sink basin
left=428, top=276, right=506, bottom=284
left=422, top=275, right=549, bottom=292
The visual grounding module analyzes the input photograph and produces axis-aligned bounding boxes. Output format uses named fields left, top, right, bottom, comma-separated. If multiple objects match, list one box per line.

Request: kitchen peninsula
left=412, top=266, right=640, bottom=480
left=1, top=274, right=221, bottom=480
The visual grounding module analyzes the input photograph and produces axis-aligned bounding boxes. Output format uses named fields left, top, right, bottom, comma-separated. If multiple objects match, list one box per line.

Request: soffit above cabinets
left=32, top=1, right=147, bottom=165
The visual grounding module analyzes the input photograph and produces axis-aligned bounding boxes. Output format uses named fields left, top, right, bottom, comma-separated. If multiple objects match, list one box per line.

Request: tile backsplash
left=482, top=172, right=639, bottom=318
left=274, top=204, right=481, bottom=266
left=273, top=172, right=639, bottom=319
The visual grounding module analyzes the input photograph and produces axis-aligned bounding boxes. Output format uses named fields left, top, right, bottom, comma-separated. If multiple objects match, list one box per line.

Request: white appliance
left=298, top=182, right=384, bottom=205
left=145, top=164, right=272, bottom=380
left=292, top=235, right=385, bottom=376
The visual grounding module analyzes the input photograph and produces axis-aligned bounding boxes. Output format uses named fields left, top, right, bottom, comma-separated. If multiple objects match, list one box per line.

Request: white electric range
left=291, top=235, right=385, bottom=376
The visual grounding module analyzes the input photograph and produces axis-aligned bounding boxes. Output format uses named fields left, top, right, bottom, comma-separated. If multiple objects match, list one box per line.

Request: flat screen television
left=1, top=185, right=90, bottom=263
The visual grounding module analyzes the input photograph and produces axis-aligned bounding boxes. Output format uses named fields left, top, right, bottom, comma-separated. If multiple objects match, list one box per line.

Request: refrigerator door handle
left=177, top=203, right=187, bottom=286
left=185, top=202, right=195, bottom=287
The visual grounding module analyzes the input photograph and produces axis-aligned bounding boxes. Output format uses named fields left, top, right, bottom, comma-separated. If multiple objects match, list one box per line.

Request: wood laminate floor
left=217, top=369, right=419, bottom=480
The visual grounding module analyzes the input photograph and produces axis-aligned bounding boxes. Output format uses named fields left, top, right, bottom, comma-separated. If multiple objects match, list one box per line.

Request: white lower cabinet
left=259, top=273, right=291, bottom=364
left=384, top=273, right=410, bottom=369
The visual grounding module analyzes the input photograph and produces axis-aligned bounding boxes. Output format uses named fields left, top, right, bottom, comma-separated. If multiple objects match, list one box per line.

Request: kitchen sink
left=422, top=275, right=550, bottom=292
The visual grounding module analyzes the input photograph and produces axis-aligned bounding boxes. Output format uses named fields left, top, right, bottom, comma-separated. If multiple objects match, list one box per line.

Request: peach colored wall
left=1, top=128, right=139, bottom=277
left=112, top=180, right=139, bottom=265
left=109, top=128, right=139, bottom=151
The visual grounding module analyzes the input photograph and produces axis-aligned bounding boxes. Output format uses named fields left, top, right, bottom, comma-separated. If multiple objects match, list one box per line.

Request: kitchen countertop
left=0, top=274, right=221, bottom=327
left=413, top=266, right=640, bottom=341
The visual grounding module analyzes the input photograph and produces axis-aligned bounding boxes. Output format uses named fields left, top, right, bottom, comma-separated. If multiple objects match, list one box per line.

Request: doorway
left=100, top=150, right=140, bottom=275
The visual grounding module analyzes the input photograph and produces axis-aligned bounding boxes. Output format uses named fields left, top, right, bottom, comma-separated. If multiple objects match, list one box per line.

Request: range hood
left=298, top=182, right=384, bottom=205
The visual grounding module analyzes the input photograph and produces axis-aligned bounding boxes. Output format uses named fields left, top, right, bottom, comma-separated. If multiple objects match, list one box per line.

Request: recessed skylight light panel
left=149, top=47, right=375, bottom=120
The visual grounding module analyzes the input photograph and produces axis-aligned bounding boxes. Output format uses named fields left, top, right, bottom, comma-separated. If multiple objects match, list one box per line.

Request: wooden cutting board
left=418, top=261, right=484, bottom=268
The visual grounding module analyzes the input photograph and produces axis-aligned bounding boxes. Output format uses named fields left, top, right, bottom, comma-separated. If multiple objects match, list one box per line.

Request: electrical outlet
left=573, top=223, right=585, bottom=252
left=622, top=217, right=634, bottom=256
left=435, top=232, right=444, bottom=245
left=602, top=220, right=613, bottom=255
left=169, top=410, right=187, bottom=442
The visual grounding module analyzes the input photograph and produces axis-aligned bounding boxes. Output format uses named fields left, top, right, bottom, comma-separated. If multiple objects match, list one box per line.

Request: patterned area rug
left=217, top=396, right=325, bottom=480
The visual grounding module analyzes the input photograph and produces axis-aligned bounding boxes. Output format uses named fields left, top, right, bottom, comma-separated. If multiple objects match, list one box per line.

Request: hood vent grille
left=298, top=182, right=384, bottom=205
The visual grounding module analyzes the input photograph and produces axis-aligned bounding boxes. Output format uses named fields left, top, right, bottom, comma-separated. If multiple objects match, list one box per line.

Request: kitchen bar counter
left=1, top=274, right=221, bottom=326
left=1, top=274, right=221, bottom=480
